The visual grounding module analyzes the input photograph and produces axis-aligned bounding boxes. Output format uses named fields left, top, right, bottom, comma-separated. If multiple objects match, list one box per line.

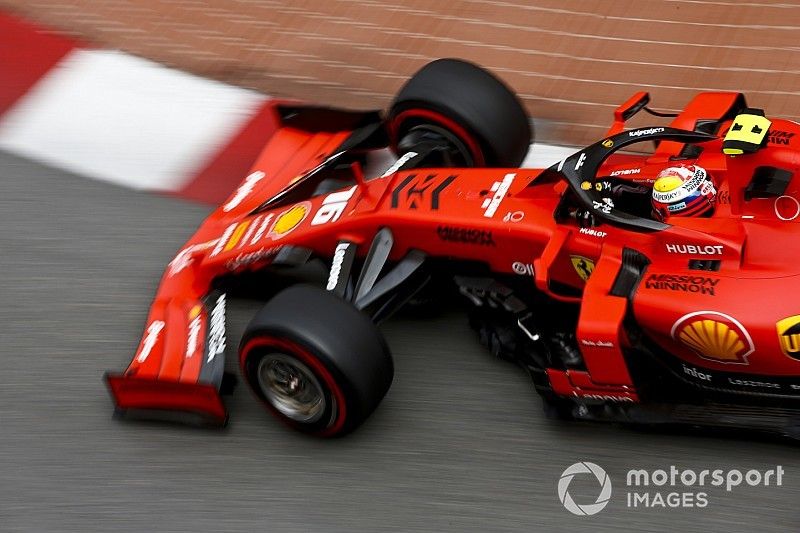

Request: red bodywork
left=107, top=92, right=800, bottom=424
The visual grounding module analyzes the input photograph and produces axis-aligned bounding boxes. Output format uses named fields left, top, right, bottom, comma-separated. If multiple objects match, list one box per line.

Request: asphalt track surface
left=2, top=150, right=799, bottom=532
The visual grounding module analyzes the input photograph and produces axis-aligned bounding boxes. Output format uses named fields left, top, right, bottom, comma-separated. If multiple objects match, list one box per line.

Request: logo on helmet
left=652, top=165, right=715, bottom=220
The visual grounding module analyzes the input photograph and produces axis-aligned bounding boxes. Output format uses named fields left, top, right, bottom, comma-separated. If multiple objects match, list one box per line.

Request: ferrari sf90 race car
left=106, top=58, right=800, bottom=439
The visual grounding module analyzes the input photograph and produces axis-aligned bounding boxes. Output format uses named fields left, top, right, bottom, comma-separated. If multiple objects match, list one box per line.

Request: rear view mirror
left=617, top=91, right=650, bottom=122
left=605, top=92, right=650, bottom=136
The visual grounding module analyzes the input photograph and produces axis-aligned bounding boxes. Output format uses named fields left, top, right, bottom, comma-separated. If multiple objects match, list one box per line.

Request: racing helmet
left=651, top=164, right=716, bottom=221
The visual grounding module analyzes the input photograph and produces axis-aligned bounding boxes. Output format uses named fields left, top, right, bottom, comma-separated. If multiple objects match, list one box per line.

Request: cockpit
left=539, top=91, right=800, bottom=231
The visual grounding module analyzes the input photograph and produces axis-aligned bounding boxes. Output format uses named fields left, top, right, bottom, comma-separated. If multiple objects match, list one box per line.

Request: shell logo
left=269, top=202, right=310, bottom=238
left=671, top=311, right=754, bottom=365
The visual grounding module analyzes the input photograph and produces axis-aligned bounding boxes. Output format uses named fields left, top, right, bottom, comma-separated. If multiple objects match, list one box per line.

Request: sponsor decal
left=381, top=151, right=418, bottom=177
left=269, top=202, right=310, bottom=238
left=580, top=180, right=592, bottom=191
left=391, top=173, right=456, bottom=210
left=579, top=227, right=607, bottom=238
left=168, top=240, right=218, bottom=276
left=207, top=294, right=226, bottom=363
left=654, top=189, right=684, bottom=203
left=776, top=315, right=800, bottom=360
left=610, top=168, right=641, bottom=177
left=437, top=226, right=495, bottom=246
left=682, top=363, right=712, bottom=382
left=169, top=247, right=195, bottom=277
left=768, top=130, right=795, bottom=146
left=574, top=153, right=587, bottom=171
left=581, top=339, right=615, bottom=348
left=728, top=377, right=780, bottom=389
left=186, top=306, right=202, bottom=359
left=223, top=221, right=251, bottom=252
left=223, top=171, right=265, bottom=212
left=312, top=185, right=357, bottom=226
left=581, top=394, right=634, bottom=402
left=644, top=274, right=718, bottom=296
left=601, top=139, right=614, bottom=148
left=570, top=255, right=595, bottom=281
left=482, top=173, right=516, bottom=218
left=240, top=218, right=259, bottom=246
left=592, top=197, right=614, bottom=214
left=211, top=223, right=237, bottom=257
left=628, top=127, right=665, bottom=137
left=671, top=311, right=754, bottom=364
left=226, top=247, right=279, bottom=271
left=678, top=356, right=800, bottom=394
left=651, top=166, right=706, bottom=203
left=136, top=320, right=165, bottom=363
left=503, top=210, right=524, bottom=222
left=251, top=213, right=273, bottom=243
left=327, top=242, right=350, bottom=290
left=665, top=243, right=724, bottom=256
left=512, top=261, right=534, bottom=275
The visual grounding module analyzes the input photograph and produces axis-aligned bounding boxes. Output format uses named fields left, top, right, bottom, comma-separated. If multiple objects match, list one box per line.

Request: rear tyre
left=389, top=58, right=532, bottom=168
left=240, top=284, right=393, bottom=436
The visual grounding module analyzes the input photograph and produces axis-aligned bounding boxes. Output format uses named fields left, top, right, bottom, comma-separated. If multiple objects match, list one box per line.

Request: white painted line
left=0, top=49, right=265, bottom=191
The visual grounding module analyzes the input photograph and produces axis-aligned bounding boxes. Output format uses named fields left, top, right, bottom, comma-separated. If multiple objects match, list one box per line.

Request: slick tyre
left=240, top=284, right=393, bottom=437
left=389, top=58, right=532, bottom=168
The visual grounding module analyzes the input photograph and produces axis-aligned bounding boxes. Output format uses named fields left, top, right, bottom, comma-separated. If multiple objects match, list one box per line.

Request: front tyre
left=240, top=284, right=393, bottom=436
left=389, top=58, right=532, bottom=168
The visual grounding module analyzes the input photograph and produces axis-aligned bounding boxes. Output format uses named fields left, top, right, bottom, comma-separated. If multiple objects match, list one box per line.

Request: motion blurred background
left=1, top=2, right=800, bottom=532
left=2, top=0, right=798, bottom=146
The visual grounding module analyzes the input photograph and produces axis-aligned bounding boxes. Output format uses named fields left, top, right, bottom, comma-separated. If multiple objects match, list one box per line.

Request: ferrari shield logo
left=671, top=311, right=753, bottom=364
left=570, top=255, right=595, bottom=281
left=776, top=315, right=800, bottom=360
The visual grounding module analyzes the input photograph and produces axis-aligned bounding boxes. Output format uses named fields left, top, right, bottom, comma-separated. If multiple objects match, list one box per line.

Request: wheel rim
left=391, top=108, right=485, bottom=166
left=401, top=123, right=474, bottom=167
left=257, top=353, right=326, bottom=423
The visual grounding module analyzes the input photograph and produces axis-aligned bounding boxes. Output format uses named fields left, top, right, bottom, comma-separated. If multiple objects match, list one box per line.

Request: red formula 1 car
left=106, top=59, right=800, bottom=438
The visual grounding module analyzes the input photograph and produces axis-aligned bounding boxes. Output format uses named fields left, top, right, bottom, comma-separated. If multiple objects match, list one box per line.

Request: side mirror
left=605, top=92, right=650, bottom=137
left=617, top=91, right=650, bottom=121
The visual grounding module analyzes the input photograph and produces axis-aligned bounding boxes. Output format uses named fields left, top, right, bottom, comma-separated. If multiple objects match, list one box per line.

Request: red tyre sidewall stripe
left=390, top=108, right=486, bottom=166
left=240, top=337, right=348, bottom=436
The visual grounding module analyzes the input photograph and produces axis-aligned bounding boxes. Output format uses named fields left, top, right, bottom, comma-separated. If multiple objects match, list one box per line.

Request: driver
left=650, top=164, right=716, bottom=221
